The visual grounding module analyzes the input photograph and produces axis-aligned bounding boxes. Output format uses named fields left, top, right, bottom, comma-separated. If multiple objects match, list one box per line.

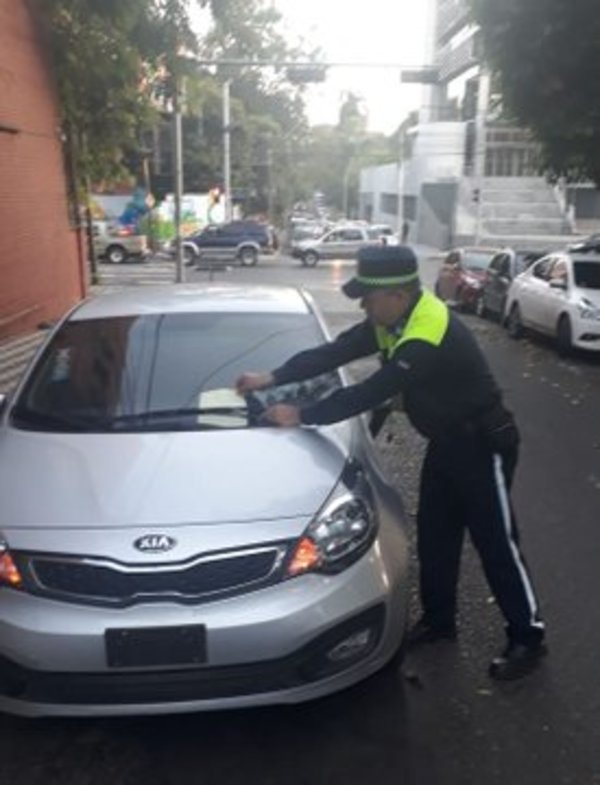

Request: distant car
left=291, top=225, right=383, bottom=267
left=477, top=249, right=546, bottom=320
left=93, top=221, right=149, bottom=265
left=180, top=220, right=277, bottom=267
left=504, top=250, right=600, bottom=354
left=370, top=225, right=398, bottom=246
left=434, top=247, right=500, bottom=311
left=0, top=284, right=409, bottom=717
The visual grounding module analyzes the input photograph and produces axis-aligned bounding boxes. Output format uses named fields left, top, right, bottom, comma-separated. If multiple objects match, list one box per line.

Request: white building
left=359, top=0, right=588, bottom=250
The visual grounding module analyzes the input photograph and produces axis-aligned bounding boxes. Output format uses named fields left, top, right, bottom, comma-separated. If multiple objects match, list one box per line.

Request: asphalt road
left=1, top=252, right=599, bottom=785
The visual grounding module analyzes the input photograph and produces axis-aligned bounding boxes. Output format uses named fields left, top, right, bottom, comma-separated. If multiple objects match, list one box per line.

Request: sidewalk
left=0, top=331, right=47, bottom=393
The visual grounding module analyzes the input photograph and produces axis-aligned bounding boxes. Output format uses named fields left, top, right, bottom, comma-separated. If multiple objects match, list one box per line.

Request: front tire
left=507, top=303, right=524, bottom=339
left=183, top=246, right=195, bottom=266
left=106, top=244, right=127, bottom=264
left=556, top=314, right=573, bottom=357
left=238, top=246, right=258, bottom=266
left=302, top=250, right=319, bottom=267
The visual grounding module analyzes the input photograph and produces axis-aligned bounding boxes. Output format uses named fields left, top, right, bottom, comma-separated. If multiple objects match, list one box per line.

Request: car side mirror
left=549, top=279, right=567, bottom=290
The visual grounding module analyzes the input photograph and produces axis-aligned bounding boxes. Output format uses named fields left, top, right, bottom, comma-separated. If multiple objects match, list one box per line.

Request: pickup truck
left=291, top=224, right=395, bottom=267
left=93, top=221, right=149, bottom=264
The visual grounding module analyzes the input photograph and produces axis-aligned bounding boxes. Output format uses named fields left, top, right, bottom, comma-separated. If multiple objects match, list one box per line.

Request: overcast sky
left=273, top=0, right=435, bottom=134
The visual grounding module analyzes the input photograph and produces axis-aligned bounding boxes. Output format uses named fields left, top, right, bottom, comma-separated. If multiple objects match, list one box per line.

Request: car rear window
left=573, top=260, right=600, bottom=289
left=12, top=313, right=340, bottom=432
left=463, top=252, right=496, bottom=270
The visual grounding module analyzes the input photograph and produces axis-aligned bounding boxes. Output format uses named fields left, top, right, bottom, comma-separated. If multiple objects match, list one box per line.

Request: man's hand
left=262, top=404, right=301, bottom=427
left=235, top=371, right=274, bottom=396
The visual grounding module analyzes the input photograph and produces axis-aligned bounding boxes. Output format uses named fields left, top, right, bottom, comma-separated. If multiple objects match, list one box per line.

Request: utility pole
left=172, top=78, right=184, bottom=283
left=223, top=80, right=232, bottom=222
left=473, top=69, right=490, bottom=245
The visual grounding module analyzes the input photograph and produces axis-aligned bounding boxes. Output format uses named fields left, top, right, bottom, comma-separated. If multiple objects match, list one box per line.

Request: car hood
left=574, top=287, right=600, bottom=308
left=0, top=424, right=352, bottom=529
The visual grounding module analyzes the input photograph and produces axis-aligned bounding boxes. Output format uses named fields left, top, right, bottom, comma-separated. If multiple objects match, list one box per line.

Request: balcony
left=436, top=0, right=471, bottom=46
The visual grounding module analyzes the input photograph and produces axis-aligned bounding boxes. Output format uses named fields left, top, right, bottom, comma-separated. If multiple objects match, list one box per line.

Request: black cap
left=342, top=245, right=420, bottom=299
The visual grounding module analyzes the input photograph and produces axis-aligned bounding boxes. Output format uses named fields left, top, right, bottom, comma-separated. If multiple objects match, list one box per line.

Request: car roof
left=69, top=285, right=312, bottom=321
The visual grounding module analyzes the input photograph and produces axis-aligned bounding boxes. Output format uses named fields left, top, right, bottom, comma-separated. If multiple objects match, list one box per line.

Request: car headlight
left=577, top=299, right=600, bottom=321
left=286, top=482, right=377, bottom=578
left=0, top=541, right=24, bottom=589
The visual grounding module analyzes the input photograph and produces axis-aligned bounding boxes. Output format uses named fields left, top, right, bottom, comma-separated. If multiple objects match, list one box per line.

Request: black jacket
left=272, top=292, right=514, bottom=444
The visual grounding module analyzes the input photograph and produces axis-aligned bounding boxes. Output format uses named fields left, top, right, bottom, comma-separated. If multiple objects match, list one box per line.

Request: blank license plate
left=105, top=625, right=207, bottom=668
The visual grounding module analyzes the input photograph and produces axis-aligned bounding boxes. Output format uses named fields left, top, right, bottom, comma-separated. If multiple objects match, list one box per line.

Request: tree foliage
left=471, top=0, right=600, bottom=182
left=41, top=0, right=203, bottom=187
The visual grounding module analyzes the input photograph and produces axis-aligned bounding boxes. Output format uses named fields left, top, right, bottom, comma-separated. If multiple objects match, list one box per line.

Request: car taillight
left=0, top=543, right=23, bottom=588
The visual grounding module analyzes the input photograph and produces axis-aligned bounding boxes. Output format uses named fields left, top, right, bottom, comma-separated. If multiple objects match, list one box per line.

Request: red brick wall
left=0, top=0, right=87, bottom=341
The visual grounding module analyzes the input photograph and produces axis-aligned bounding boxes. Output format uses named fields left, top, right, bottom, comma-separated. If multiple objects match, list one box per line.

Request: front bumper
left=0, top=536, right=408, bottom=716
left=572, top=318, right=600, bottom=351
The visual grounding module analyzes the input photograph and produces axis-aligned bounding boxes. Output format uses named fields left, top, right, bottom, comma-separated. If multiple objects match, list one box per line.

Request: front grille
left=21, top=546, right=287, bottom=607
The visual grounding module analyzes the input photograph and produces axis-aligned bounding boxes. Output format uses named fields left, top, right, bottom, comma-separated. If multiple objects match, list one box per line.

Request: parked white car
left=504, top=250, right=600, bottom=354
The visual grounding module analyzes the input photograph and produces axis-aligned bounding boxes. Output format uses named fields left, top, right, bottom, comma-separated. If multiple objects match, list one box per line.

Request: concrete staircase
left=477, top=177, right=574, bottom=251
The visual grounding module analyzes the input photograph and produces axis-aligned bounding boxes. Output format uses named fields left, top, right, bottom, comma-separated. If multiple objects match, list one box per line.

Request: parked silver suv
left=291, top=224, right=391, bottom=267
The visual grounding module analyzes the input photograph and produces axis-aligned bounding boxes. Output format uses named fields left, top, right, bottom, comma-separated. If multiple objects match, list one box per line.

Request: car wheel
left=238, top=246, right=258, bottom=266
left=556, top=314, right=573, bottom=357
left=507, top=303, right=524, bottom=339
left=476, top=295, right=488, bottom=319
left=302, top=250, right=319, bottom=267
left=106, top=244, right=127, bottom=264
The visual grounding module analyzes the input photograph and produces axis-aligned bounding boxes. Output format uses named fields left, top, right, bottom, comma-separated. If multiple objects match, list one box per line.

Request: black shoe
left=406, top=619, right=457, bottom=648
left=488, top=641, right=547, bottom=681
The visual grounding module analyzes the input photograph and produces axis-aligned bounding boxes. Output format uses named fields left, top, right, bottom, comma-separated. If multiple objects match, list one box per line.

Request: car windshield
left=11, top=312, right=341, bottom=433
left=573, top=261, right=600, bottom=289
left=463, top=252, right=495, bottom=271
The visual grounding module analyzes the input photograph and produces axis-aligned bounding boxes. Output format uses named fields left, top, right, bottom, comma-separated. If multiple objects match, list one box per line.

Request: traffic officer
left=236, top=244, right=546, bottom=681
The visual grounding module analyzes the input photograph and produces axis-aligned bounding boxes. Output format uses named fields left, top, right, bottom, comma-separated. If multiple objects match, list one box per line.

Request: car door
left=319, top=230, right=343, bottom=259
left=436, top=251, right=462, bottom=302
left=520, top=256, right=555, bottom=329
left=337, top=228, right=367, bottom=259
left=485, top=252, right=508, bottom=315
left=539, top=257, right=570, bottom=332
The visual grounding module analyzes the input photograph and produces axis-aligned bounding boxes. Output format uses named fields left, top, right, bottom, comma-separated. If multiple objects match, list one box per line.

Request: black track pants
left=416, top=436, right=545, bottom=645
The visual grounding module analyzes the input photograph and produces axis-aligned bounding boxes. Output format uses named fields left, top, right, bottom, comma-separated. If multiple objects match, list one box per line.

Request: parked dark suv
left=180, top=220, right=277, bottom=267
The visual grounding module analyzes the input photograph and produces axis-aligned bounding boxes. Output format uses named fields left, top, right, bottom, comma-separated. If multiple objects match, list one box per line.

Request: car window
left=324, top=231, right=340, bottom=242
left=489, top=253, right=504, bottom=273
left=462, top=251, right=495, bottom=270
left=549, top=259, right=569, bottom=283
left=532, top=257, right=554, bottom=280
left=12, top=313, right=341, bottom=432
left=340, top=229, right=363, bottom=241
left=573, top=260, right=600, bottom=289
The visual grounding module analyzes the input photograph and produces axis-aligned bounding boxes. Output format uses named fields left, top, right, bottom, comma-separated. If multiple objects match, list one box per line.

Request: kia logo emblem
left=134, top=534, right=177, bottom=553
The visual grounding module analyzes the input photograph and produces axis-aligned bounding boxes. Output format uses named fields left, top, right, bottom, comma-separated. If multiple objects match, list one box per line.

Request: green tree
left=41, top=0, right=201, bottom=189
left=471, top=0, right=600, bottom=182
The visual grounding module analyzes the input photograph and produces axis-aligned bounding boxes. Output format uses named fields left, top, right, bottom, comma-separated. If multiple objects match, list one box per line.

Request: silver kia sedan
left=0, top=285, right=409, bottom=717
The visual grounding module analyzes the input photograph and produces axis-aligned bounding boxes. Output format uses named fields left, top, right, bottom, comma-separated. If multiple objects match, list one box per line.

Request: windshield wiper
left=11, top=406, right=101, bottom=432
left=107, top=406, right=249, bottom=430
